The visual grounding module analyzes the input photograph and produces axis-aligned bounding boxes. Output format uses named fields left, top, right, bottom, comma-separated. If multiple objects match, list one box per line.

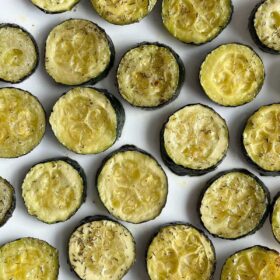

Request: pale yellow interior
left=31, top=0, right=79, bottom=12
left=272, top=197, right=280, bottom=242
left=0, top=178, right=13, bottom=222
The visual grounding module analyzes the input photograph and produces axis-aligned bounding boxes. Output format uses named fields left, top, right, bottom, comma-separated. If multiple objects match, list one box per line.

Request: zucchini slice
left=22, top=158, right=86, bottom=224
left=160, top=104, right=229, bottom=176
left=249, top=0, right=280, bottom=54
left=147, top=223, right=216, bottom=280
left=271, top=192, right=280, bottom=243
left=30, top=0, right=80, bottom=13
left=49, top=87, right=124, bottom=154
left=45, top=19, right=115, bottom=86
left=0, top=237, right=59, bottom=280
left=68, top=216, right=136, bottom=280
left=0, top=177, right=15, bottom=227
left=200, top=43, right=265, bottom=107
left=242, top=103, right=280, bottom=175
left=116, top=42, right=185, bottom=109
left=221, top=245, right=280, bottom=279
left=0, top=87, right=46, bottom=158
left=161, top=0, right=233, bottom=44
left=90, top=0, right=157, bottom=25
left=199, top=169, right=270, bottom=239
left=0, top=24, right=38, bottom=83
left=97, top=145, right=168, bottom=223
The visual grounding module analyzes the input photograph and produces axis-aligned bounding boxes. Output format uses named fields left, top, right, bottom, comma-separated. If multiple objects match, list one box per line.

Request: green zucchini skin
left=67, top=215, right=136, bottom=280
left=30, top=0, right=80, bottom=14
left=160, top=104, right=229, bottom=176
left=0, top=177, right=15, bottom=228
left=95, top=145, right=168, bottom=224
left=0, top=24, right=39, bottom=84
left=116, top=42, right=185, bottom=110
left=198, top=169, right=270, bottom=240
left=270, top=191, right=280, bottom=243
left=22, top=157, right=87, bottom=224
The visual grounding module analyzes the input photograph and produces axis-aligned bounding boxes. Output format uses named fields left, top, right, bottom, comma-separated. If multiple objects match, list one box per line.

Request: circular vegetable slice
left=0, top=87, right=46, bottom=158
left=271, top=192, right=280, bottom=243
left=242, top=104, right=280, bottom=175
left=97, top=145, right=168, bottom=223
left=147, top=223, right=216, bottom=280
left=221, top=245, right=280, bottom=280
left=199, top=169, right=270, bottom=239
left=50, top=87, right=124, bottom=154
left=90, top=0, right=157, bottom=25
left=30, top=0, right=80, bottom=13
left=200, top=43, right=265, bottom=107
left=0, top=237, right=59, bottom=280
left=249, top=0, right=280, bottom=54
left=0, top=24, right=38, bottom=83
left=161, top=0, right=232, bottom=44
left=45, top=19, right=114, bottom=86
left=22, top=158, right=86, bottom=224
left=117, top=42, right=184, bottom=109
left=160, top=104, right=229, bottom=176
left=68, top=216, right=136, bottom=280
left=0, top=177, right=15, bottom=227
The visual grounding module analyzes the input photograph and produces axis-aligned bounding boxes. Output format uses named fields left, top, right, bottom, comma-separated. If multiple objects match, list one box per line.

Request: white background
left=1, top=0, right=280, bottom=279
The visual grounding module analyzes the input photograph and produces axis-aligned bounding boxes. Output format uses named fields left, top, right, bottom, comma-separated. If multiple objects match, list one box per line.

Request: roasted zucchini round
left=68, top=216, right=136, bottom=280
left=160, top=104, right=229, bottom=176
left=90, top=0, right=157, bottom=25
left=30, top=0, right=80, bottom=13
left=199, top=169, right=270, bottom=239
left=249, top=0, right=280, bottom=54
left=0, top=87, right=46, bottom=158
left=116, top=42, right=184, bottom=109
left=0, top=177, right=15, bottom=227
left=0, top=24, right=38, bottom=83
left=50, top=87, right=124, bottom=154
left=200, top=43, right=265, bottom=107
left=45, top=19, right=115, bottom=86
left=147, top=223, right=216, bottom=280
left=0, top=237, right=59, bottom=280
left=221, top=245, right=280, bottom=279
left=271, top=192, right=280, bottom=243
left=97, top=145, right=168, bottom=223
left=242, top=103, right=280, bottom=175
left=22, top=158, right=86, bottom=224
left=161, top=0, right=233, bottom=44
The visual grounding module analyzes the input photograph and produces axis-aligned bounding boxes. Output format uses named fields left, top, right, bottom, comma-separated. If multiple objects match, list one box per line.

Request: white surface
left=0, top=0, right=280, bottom=279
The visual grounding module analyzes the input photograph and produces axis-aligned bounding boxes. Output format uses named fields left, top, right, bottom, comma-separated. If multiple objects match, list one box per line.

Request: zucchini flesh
left=200, top=170, right=269, bottom=239
left=45, top=19, right=113, bottom=86
left=68, top=218, right=135, bottom=280
left=31, top=0, right=80, bottom=13
left=0, top=25, right=38, bottom=83
left=163, top=104, right=229, bottom=172
left=50, top=87, right=123, bottom=154
left=117, top=43, right=183, bottom=108
left=200, top=44, right=265, bottom=106
left=243, top=104, right=280, bottom=173
left=271, top=193, right=280, bottom=243
left=0, top=88, right=46, bottom=158
left=22, top=159, right=85, bottom=224
left=147, top=224, right=215, bottom=280
left=221, top=246, right=280, bottom=280
left=97, top=146, right=168, bottom=223
left=0, top=237, right=59, bottom=280
left=162, top=0, right=232, bottom=44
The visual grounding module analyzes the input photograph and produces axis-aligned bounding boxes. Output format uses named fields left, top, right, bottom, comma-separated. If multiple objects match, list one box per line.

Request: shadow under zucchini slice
left=68, top=215, right=136, bottom=280
left=22, top=157, right=86, bottom=224
left=146, top=223, right=216, bottom=280
left=50, top=87, right=124, bottom=154
left=221, top=245, right=280, bottom=279
left=30, top=0, right=80, bottom=13
left=0, top=24, right=38, bottom=83
left=199, top=169, right=270, bottom=240
left=161, top=0, right=233, bottom=44
left=160, top=104, right=229, bottom=176
left=0, top=237, right=59, bottom=280
left=0, top=87, right=46, bottom=158
left=96, top=145, right=168, bottom=224
left=45, top=19, right=115, bottom=86
left=116, top=42, right=185, bottom=109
